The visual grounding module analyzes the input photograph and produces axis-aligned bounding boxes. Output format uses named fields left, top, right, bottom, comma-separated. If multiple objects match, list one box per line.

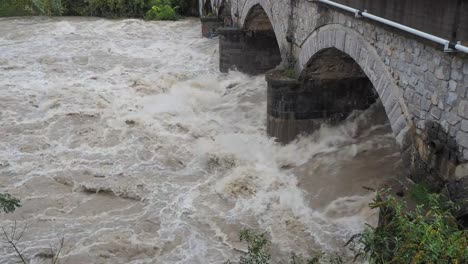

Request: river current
left=0, top=17, right=401, bottom=263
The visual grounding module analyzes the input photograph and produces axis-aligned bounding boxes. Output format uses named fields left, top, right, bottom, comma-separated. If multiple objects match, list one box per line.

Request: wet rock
left=125, top=120, right=136, bottom=126
left=455, top=163, right=468, bottom=180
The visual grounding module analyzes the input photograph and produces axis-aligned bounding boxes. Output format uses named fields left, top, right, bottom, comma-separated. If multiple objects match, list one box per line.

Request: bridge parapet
left=329, top=0, right=468, bottom=42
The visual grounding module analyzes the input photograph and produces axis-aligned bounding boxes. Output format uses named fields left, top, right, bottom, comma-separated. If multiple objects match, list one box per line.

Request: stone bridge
left=200, top=0, right=468, bottom=209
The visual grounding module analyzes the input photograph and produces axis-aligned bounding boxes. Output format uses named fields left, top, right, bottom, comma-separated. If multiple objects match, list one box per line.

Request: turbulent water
left=0, top=17, right=402, bottom=263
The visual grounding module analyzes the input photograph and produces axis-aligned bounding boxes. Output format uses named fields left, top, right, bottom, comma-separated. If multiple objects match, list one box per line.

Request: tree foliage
left=145, top=0, right=177, bottom=21
left=227, top=186, right=467, bottom=264
left=0, top=0, right=33, bottom=16
left=0, top=0, right=195, bottom=19
left=0, top=193, right=20, bottom=214
left=348, top=189, right=468, bottom=264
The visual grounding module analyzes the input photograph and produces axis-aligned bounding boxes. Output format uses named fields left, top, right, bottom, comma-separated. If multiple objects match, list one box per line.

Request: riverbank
left=0, top=0, right=199, bottom=20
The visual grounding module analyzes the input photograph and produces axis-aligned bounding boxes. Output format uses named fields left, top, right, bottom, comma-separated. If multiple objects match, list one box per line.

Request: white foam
left=0, top=17, right=400, bottom=264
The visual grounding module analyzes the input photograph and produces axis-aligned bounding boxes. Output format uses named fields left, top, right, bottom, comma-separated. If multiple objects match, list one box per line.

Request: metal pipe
left=312, top=0, right=468, bottom=54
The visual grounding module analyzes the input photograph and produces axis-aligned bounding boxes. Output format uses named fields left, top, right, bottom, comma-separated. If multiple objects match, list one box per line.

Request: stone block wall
left=266, top=69, right=376, bottom=143
left=218, top=27, right=282, bottom=74
left=227, top=0, right=468, bottom=186
left=266, top=70, right=322, bottom=142
left=201, top=17, right=223, bottom=38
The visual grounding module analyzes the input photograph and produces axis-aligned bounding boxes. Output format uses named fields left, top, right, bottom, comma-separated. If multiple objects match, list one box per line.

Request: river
left=0, top=17, right=401, bottom=263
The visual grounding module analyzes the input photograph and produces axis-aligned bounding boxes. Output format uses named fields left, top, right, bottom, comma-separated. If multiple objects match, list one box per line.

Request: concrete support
left=201, top=17, right=223, bottom=38
left=218, top=27, right=281, bottom=74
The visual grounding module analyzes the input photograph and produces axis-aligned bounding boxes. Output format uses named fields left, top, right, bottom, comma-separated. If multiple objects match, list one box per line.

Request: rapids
left=0, top=17, right=401, bottom=263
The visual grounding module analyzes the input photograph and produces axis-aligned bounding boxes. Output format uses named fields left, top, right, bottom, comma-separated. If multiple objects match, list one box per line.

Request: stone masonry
left=201, top=17, right=223, bottom=38
left=203, top=0, right=468, bottom=212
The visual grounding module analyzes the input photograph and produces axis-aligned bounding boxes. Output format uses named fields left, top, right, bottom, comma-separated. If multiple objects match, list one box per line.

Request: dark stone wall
left=219, top=0, right=233, bottom=26
left=401, top=121, right=460, bottom=191
left=299, top=77, right=376, bottom=121
left=331, top=0, right=468, bottom=41
left=459, top=0, right=468, bottom=42
left=266, top=69, right=377, bottom=143
left=266, top=71, right=319, bottom=142
left=218, top=27, right=282, bottom=74
left=201, top=17, right=223, bottom=38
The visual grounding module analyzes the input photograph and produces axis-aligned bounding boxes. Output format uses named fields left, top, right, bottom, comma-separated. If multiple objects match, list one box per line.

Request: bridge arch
left=218, top=2, right=282, bottom=74
left=296, top=24, right=411, bottom=142
left=238, top=0, right=286, bottom=55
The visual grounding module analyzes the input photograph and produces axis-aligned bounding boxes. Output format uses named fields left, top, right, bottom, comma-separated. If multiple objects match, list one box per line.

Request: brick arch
left=296, top=24, right=411, bottom=142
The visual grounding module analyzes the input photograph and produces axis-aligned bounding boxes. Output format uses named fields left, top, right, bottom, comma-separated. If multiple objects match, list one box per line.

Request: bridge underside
left=218, top=5, right=281, bottom=74
left=267, top=48, right=378, bottom=142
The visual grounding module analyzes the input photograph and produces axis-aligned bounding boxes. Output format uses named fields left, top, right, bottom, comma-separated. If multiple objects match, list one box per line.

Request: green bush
left=0, top=193, right=20, bottom=213
left=0, top=0, right=34, bottom=16
left=81, top=0, right=151, bottom=18
left=0, top=0, right=65, bottom=16
left=31, top=0, right=64, bottom=16
left=227, top=186, right=467, bottom=264
left=1, top=0, right=195, bottom=18
left=225, top=229, right=343, bottom=264
left=145, top=0, right=177, bottom=21
left=348, top=191, right=468, bottom=264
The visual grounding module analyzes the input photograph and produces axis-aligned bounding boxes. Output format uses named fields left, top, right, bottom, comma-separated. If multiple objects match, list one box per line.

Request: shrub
left=225, top=229, right=343, bottom=264
left=0, top=0, right=34, bottom=16
left=31, top=0, right=65, bottom=16
left=348, top=190, right=468, bottom=263
left=145, top=0, right=177, bottom=21
left=227, top=186, right=467, bottom=264
left=77, top=0, right=147, bottom=18
left=0, top=0, right=194, bottom=18
left=0, top=193, right=20, bottom=213
left=0, top=0, right=65, bottom=16
left=237, top=229, right=271, bottom=264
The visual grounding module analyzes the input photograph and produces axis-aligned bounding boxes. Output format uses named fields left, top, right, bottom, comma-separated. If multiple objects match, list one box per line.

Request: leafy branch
left=0, top=193, right=21, bottom=213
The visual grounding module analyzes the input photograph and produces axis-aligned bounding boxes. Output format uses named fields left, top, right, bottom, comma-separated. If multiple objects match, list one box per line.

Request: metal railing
left=310, top=0, right=468, bottom=54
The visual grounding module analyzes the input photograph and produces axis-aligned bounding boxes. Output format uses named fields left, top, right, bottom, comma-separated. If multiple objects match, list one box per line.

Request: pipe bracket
left=354, top=9, right=363, bottom=18
left=444, top=41, right=458, bottom=53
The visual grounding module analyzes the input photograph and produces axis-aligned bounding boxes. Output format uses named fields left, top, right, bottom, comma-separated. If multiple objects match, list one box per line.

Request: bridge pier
left=200, top=17, right=223, bottom=38
left=218, top=27, right=282, bottom=74
left=266, top=71, right=306, bottom=142
left=266, top=68, right=377, bottom=143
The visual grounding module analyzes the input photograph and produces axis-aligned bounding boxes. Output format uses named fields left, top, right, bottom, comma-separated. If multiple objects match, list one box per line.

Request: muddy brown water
left=0, top=17, right=401, bottom=263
